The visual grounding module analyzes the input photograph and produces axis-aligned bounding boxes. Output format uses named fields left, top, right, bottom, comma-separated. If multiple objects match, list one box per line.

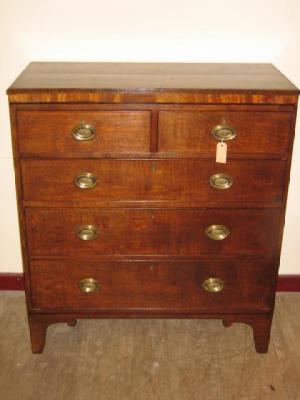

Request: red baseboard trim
left=0, top=273, right=25, bottom=290
left=0, top=273, right=300, bottom=292
left=276, top=275, right=300, bottom=292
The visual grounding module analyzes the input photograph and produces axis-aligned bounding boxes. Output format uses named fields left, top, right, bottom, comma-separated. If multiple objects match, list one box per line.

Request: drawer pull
left=205, top=224, right=230, bottom=240
left=80, top=278, right=101, bottom=293
left=210, top=173, right=233, bottom=190
left=74, top=172, right=97, bottom=189
left=202, top=277, right=224, bottom=293
left=77, top=225, right=99, bottom=241
left=72, top=123, right=96, bottom=141
left=212, top=124, right=236, bottom=141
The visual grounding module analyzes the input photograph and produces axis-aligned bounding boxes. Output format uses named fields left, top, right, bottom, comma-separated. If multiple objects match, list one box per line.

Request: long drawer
left=21, top=159, right=286, bottom=204
left=17, top=110, right=151, bottom=155
left=159, top=110, right=292, bottom=156
left=25, top=208, right=281, bottom=256
left=29, top=258, right=277, bottom=312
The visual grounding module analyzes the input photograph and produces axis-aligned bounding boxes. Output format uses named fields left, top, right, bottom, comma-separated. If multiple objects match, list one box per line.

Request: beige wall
left=0, top=0, right=299, bottom=273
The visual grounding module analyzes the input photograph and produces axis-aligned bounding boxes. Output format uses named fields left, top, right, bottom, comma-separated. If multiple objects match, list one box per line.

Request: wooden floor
left=0, top=293, right=299, bottom=400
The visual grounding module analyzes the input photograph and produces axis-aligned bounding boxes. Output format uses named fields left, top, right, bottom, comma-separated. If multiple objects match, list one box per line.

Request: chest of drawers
left=7, top=63, right=299, bottom=353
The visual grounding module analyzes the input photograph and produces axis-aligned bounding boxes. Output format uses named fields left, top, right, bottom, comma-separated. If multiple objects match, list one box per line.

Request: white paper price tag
left=216, top=141, right=227, bottom=164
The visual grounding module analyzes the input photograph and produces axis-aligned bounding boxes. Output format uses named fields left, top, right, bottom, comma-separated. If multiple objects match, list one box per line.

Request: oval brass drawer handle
left=210, top=173, right=233, bottom=190
left=72, top=123, right=96, bottom=141
left=205, top=224, right=230, bottom=241
left=212, top=124, right=236, bottom=141
left=79, top=278, right=101, bottom=293
left=202, top=277, right=224, bottom=293
left=77, top=225, right=99, bottom=241
left=74, top=172, right=97, bottom=189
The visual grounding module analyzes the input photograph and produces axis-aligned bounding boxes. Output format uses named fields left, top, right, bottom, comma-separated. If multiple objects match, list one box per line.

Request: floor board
left=0, top=292, right=299, bottom=400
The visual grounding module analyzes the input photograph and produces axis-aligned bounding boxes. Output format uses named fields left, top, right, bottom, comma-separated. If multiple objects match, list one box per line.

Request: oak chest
left=7, top=63, right=299, bottom=353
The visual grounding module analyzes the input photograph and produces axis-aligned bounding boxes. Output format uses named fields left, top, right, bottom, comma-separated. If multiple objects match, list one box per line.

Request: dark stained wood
left=26, top=311, right=274, bottom=354
left=17, top=110, right=151, bottom=155
left=16, top=107, right=293, bottom=158
left=28, top=315, right=78, bottom=353
left=7, top=62, right=299, bottom=353
left=222, top=314, right=273, bottom=353
left=25, top=208, right=281, bottom=257
left=8, top=104, right=33, bottom=313
left=159, top=110, right=293, bottom=156
left=2, top=273, right=298, bottom=292
left=29, top=258, right=277, bottom=313
left=150, top=110, right=159, bottom=152
left=7, top=63, right=299, bottom=105
left=13, top=102, right=297, bottom=112
left=66, top=320, right=77, bottom=327
left=21, top=159, right=286, bottom=204
left=22, top=200, right=285, bottom=209
left=7, top=62, right=299, bottom=91
left=28, top=316, right=49, bottom=353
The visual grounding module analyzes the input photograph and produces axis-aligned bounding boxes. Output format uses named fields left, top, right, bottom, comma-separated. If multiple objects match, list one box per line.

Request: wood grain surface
left=21, top=159, right=286, bottom=204
left=7, top=63, right=299, bottom=104
left=29, top=258, right=276, bottom=312
left=158, top=110, right=292, bottom=156
left=25, top=208, right=281, bottom=256
left=7, top=63, right=299, bottom=354
left=7, top=62, right=299, bottom=91
left=17, top=110, right=151, bottom=155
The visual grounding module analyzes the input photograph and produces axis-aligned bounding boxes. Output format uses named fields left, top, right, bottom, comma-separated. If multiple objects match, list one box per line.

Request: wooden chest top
left=7, top=62, right=299, bottom=104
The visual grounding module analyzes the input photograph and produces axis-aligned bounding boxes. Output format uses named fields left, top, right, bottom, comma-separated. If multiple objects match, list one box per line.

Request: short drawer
left=30, top=258, right=276, bottom=312
left=25, top=208, right=281, bottom=256
left=21, top=159, right=286, bottom=204
left=17, top=110, right=151, bottom=155
left=158, top=111, right=292, bottom=156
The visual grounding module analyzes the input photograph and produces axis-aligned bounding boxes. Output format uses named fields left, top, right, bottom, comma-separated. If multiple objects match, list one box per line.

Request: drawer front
left=159, top=111, right=292, bottom=156
left=21, top=159, right=286, bottom=204
left=30, top=258, right=276, bottom=312
left=17, top=110, right=151, bottom=155
left=25, top=208, right=281, bottom=256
